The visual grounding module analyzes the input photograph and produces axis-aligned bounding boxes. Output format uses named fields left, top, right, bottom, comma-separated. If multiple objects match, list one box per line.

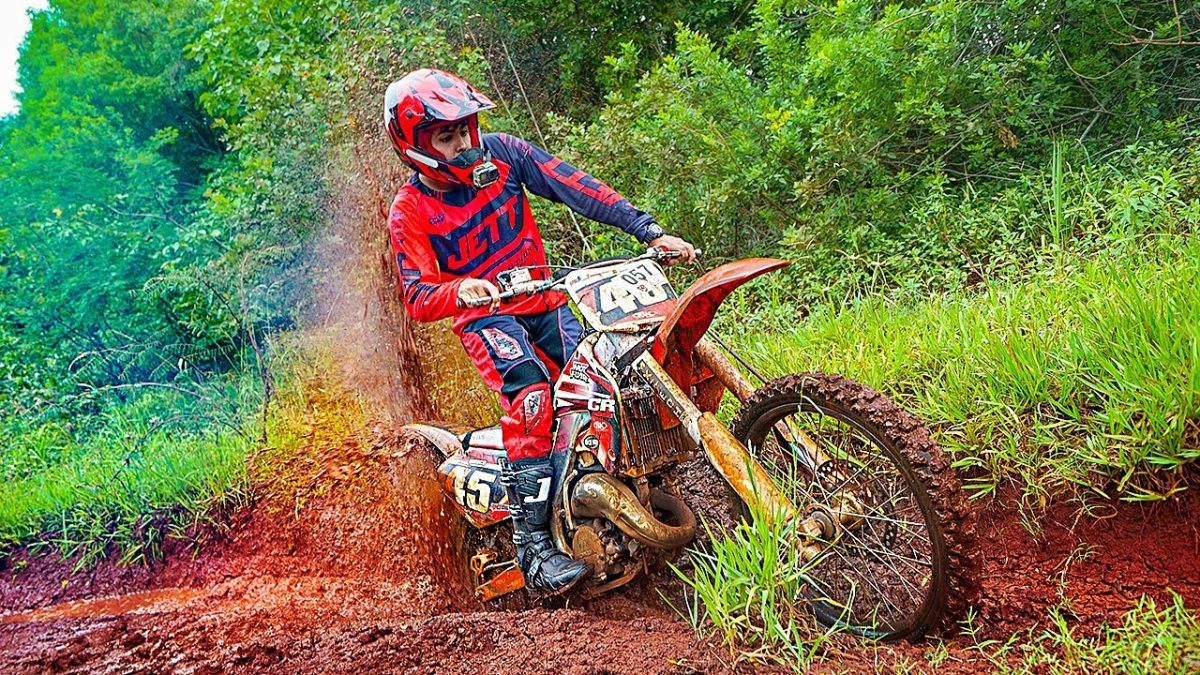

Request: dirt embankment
left=972, top=491, right=1200, bottom=640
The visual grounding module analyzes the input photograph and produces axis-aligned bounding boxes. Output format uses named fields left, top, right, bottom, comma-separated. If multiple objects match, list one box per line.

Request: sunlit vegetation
left=722, top=234, right=1200, bottom=508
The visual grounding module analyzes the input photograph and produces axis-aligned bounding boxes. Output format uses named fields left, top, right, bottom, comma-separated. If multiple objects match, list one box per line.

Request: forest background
left=1, top=0, right=1198, bottom=663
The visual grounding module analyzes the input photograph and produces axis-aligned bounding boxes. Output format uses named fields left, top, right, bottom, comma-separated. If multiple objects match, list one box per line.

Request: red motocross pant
left=459, top=305, right=584, bottom=461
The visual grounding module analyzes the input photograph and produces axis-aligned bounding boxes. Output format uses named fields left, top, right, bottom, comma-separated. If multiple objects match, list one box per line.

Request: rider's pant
left=460, top=305, right=583, bottom=461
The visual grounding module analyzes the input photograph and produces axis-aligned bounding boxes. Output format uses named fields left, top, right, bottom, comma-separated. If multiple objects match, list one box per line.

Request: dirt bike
left=404, top=249, right=977, bottom=640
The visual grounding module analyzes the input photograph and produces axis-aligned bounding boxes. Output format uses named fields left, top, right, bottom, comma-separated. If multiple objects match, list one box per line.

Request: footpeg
left=474, top=561, right=526, bottom=601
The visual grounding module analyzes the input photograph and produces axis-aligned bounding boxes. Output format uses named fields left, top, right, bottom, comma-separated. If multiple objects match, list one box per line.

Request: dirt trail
left=2, top=427, right=1198, bottom=673
left=0, top=432, right=742, bottom=674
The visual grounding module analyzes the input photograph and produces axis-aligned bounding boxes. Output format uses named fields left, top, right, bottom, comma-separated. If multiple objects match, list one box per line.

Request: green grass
left=963, top=593, right=1200, bottom=674
left=1023, top=594, right=1200, bottom=674
left=676, top=518, right=1200, bottom=673
left=677, top=232, right=1200, bottom=669
left=0, top=381, right=259, bottom=567
left=0, top=329, right=385, bottom=569
left=721, top=234, right=1200, bottom=507
left=672, top=506, right=838, bottom=672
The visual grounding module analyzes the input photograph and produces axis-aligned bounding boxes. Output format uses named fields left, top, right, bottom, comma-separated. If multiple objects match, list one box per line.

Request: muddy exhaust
left=571, top=474, right=696, bottom=550
left=631, top=352, right=830, bottom=560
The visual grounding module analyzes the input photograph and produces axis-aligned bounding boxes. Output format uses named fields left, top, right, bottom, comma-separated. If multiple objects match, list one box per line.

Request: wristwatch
left=643, top=222, right=665, bottom=243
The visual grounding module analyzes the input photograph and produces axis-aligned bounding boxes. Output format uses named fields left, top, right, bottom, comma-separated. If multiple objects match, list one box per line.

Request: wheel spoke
left=838, top=525, right=932, bottom=575
left=814, top=541, right=912, bottom=618
left=828, top=507, right=927, bottom=539
left=745, top=401, right=944, bottom=633
left=830, top=535, right=925, bottom=613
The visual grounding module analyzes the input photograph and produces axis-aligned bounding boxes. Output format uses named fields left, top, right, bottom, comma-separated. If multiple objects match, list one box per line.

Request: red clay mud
left=2, top=429, right=1197, bottom=673
left=972, top=489, right=1200, bottom=639
left=852, top=488, right=1200, bottom=673
left=0, top=432, right=750, bottom=674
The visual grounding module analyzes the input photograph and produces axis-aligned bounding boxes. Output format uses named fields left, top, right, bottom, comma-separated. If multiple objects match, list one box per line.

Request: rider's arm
left=389, top=203, right=464, bottom=322
left=486, top=133, right=663, bottom=244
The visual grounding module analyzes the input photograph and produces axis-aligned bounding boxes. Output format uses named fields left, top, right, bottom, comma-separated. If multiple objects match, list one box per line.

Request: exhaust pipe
left=571, top=473, right=696, bottom=550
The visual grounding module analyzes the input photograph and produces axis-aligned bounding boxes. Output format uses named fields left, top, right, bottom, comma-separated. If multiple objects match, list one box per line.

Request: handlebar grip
left=650, top=246, right=703, bottom=260
left=460, top=287, right=526, bottom=309
left=459, top=296, right=493, bottom=309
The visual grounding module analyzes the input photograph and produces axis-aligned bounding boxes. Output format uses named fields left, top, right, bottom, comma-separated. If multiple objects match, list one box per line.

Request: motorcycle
left=403, top=249, right=977, bottom=640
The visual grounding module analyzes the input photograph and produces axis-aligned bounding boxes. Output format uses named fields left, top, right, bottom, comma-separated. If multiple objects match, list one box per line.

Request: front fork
left=634, top=342, right=863, bottom=562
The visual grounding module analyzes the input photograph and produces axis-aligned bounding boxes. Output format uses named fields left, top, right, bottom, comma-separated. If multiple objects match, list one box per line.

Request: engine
left=617, top=374, right=695, bottom=477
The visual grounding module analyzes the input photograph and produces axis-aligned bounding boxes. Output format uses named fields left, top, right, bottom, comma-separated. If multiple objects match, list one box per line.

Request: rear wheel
left=394, top=430, right=526, bottom=609
left=729, top=373, right=979, bottom=640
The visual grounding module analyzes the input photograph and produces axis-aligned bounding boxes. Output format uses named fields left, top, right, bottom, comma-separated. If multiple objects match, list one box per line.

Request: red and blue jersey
left=388, top=133, right=658, bottom=332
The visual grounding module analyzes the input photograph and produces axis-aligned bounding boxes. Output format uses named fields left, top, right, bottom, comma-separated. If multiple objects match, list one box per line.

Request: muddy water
left=2, top=588, right=210, bottom=624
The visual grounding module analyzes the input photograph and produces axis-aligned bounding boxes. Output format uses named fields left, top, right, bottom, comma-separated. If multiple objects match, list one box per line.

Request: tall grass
left=0, top=381, right=260, bottom=567
left=255, top=329, right=379, bottom=506
left=723, top=235, right=1200, bottom=507
left=673, top=506, right=838, bottom=672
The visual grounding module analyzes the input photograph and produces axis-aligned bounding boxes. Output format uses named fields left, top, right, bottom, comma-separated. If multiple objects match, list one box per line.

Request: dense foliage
left=1, top=1, right=214, bottom=411
left=559, top=0, right=1200, bottom=303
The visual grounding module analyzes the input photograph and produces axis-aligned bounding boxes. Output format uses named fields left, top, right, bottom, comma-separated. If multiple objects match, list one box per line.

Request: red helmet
left=384, top=68, right=499, bottom=189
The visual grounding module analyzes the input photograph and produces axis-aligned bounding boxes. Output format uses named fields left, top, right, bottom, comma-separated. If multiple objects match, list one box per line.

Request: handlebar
left=458, top=280, right=553, bottom=309
left=457, top=246, right=702, bottom=309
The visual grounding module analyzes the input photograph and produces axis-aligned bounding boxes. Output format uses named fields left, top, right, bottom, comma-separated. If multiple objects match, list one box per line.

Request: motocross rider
left=384, top=68, right=695, bottom=596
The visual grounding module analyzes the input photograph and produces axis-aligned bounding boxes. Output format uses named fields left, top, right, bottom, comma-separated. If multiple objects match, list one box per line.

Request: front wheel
left=729, top=373, right=979, bottom=641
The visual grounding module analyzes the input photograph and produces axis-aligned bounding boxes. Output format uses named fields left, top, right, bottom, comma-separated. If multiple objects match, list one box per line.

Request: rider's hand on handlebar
left=648, top=234, right=698, bottom=266
left=457, top=278, right=501, bottom=312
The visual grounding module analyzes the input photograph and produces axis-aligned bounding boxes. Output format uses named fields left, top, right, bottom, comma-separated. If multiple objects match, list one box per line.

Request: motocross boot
left=501, top=457, right=593, bottom=596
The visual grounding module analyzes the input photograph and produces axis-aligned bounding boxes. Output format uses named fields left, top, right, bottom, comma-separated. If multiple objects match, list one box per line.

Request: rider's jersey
left=388, top=133, right=658, bottom=332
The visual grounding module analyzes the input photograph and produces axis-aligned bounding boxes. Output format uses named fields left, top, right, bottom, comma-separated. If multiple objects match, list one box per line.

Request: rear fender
left=404, top=423, right=466, bottom=459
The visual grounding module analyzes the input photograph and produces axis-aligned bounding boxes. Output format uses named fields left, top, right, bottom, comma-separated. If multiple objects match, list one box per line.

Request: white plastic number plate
left=597, top=261, right=670, bottom=312
left=567, top=260, right=676, bottom=330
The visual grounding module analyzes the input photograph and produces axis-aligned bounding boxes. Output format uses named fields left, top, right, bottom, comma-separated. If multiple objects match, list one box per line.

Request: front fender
left=652, top=258, right=789, bottom=361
